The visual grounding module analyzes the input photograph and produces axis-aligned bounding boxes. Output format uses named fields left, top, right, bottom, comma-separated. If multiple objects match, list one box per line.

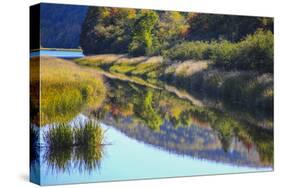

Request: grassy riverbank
left=30, top=56, right=106, bottom=125
left=74, top=53, right=273, bottom=116
left=75, top=55, right=164, bottom=80
left=162, top=63, right=273, bottom=114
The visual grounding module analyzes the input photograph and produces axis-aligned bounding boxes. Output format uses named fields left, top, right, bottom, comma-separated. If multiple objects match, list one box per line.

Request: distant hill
left=40, top=3, right=88, bottom=49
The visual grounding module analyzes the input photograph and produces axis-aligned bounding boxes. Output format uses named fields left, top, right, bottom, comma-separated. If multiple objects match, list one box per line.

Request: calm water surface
left=30, top=50, right=84, bottom=58
left=30, top=51, right=273, bottom=185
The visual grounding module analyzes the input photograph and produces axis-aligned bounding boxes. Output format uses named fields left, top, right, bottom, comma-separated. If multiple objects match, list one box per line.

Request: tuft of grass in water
left=43, top=120, right=105, bottom=173
left=74, top=120, right=104, bottom=148
left=73, top=144, right=103, bottom=172
left=44, top=120, right=104, bottom=148
left=44, top=124, right=73, bottom=149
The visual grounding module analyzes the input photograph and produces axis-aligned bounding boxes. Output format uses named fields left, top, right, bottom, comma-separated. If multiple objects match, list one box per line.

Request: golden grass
left=167, top=60, right=210, bottom=77
left=75, top=54, right=125, bottom=67
left=31, top=56, right=106, bottom=125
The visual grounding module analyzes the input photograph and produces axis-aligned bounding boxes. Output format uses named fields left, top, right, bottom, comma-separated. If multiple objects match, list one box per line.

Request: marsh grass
left=44, top=119, right=105, bottom=173
left=44, top=124, right=73, bottom=149
left=45, top=146, right=72, bottom=173
left=163, top=66, right=273, bottom=113
left=74, top=120, right=104, bottom=147
left=75, top=55, right=164, bottom=79
left=73, top=143, right=104, bottom=172
left=44, top=120, right=104, bottom=148
left=36, top=56, right=106, bottom=125
left=75, top=54, right=124, bottom=69
left=169, top=60, right=210, bottom=77
left=110, top=64, right=136, bottom=74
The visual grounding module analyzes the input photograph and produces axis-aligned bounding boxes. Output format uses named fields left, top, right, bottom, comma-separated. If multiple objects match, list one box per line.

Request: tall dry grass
left=31, top=56, right=106, bottom=125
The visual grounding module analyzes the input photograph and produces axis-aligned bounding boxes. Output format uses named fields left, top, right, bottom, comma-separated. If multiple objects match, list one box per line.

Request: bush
left=165, top=41, right=210, bottom=61
left=234, top=29, right=273, bottom=73
left=208, top=40, right=238, bottom=68
left=165, top=30, right=273, bottom=73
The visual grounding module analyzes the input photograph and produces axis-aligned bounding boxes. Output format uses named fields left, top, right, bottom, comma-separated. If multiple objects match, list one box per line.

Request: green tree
left=137, top=90, right=163, bottom=130
left=129, top=11, right=159, bottom=56
left=80, top=7, right=137, bottom=54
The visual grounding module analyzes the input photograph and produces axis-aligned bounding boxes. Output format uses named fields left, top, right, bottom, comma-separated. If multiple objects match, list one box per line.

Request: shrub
left=234, top=29, right=273, bottom=73
left=165, top=30, right=273, bottom=73
left=165, top=41, right=210, bottom=61
left=208, top=40, right=238, bottom=68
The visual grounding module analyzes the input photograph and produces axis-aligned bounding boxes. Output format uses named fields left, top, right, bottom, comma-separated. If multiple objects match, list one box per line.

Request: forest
left=80, top=7, right=273, bottom=73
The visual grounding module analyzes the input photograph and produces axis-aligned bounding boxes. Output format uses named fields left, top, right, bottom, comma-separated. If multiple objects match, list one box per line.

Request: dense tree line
left=80, top=7, right=189, bottom=56
left=80, top=7, right=273, bottom=57
left=186, top=13, right=273, bottom=42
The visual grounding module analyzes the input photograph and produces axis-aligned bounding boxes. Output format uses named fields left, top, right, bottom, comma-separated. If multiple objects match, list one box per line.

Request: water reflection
left=30, top=76, right=273, bottom=184
left=32, top=118, right=105, bottom=175
left=43, top=144, right=104, bottom=174
left=94, top=79, right=273, bottom=167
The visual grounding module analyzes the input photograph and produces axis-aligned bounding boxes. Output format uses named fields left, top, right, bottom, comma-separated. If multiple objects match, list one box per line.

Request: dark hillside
left=40, top=3, right=88, bottom=48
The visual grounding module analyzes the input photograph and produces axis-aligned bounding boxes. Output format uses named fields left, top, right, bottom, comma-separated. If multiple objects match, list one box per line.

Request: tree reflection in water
left=95, top=79, right=273, bottom=167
